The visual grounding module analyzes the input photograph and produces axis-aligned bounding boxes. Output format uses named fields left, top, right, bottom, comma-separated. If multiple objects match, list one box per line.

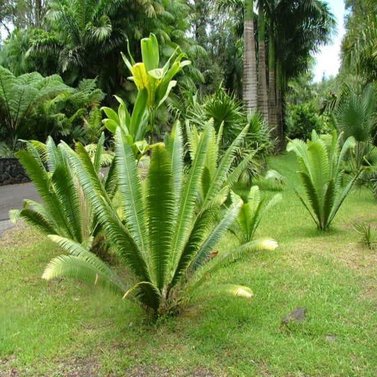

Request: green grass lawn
left=1, top=153, right=377, bottom=376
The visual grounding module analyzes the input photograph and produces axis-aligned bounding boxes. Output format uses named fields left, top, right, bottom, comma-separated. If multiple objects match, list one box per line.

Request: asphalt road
left=0, top=182, right=39, bottom=236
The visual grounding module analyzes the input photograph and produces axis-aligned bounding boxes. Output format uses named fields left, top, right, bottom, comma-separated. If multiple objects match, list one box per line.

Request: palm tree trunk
left=268, top=32, right=278, bottom=138
left=257, top=8, right=269, bottom=123
left=243, top=0, right=258, bottom=115
left=276, top=61, right=285, bottom=150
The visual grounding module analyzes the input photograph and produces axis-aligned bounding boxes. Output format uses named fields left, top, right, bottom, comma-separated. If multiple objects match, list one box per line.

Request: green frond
left=188, top=238, right=278, bottom=292
left=42, top=255, right=126, bottom=296
left=203, top=124, right=249, bottom=208
left=51, top=165, right=83, bottom=242
left=299, top=171, right=322, bottom=227
left=17, top=145, right=69, bottom=235
left=171, top=209, right=216, bottom=287
left=115, top=128, right=148, bottom=255
left=123, top=281, right=161, bottom=312
left=64, top=142, right=150, bottom=281
left=190, top=198, right=243, bottom=272
left=289, top=131, right=359, bottom=230
left=328, top=170, right=361, bottom=225
left=169, top=125, right=211, bottom=281
left=165, top=121, right=184, bottom=210
left=19, top=208, right=56, bottom=235
left=48, top=235, right=121, bottom=281
left=147, top=144, right=175, bottom=290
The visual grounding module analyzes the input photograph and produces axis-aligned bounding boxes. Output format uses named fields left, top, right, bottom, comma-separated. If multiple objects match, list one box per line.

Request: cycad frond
left=42, top=255, right=126, bottom=295
left=190, top=198, right=243, bottom=272
left=147, top=144, right=175, bottom=290
left=115, top=128, right=148, bottom=255
left=170, top=124, right=211, bottom=278
left=203, top=124, right=249, bottom=208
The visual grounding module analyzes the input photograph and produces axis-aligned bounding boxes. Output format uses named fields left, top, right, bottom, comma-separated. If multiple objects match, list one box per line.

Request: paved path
left=0, top=182, right=39, bottom=235
left=0, top=182, right=39, bottom=221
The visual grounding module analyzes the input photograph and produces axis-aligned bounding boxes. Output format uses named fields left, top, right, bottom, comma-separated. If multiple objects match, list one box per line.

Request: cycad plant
left=13, top=134, right=117, bottom=249
left=287, top=130, right=359, bottom=231
left=42, top=123, right=277, bottom=316
left=231, top=186, right=282, bottom=243
left=185, top=120, right=257, bottom=202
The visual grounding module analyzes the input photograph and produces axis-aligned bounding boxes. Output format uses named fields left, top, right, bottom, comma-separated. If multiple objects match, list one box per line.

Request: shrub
left=0, top=65, right=105, bottom=151
left=286, top=102, right=326, bottom=141
left=0, top=66, right=70, bottom=148
left=335, top=84, right=377, bottom=171
left=287, top=130, right=359, bottom=231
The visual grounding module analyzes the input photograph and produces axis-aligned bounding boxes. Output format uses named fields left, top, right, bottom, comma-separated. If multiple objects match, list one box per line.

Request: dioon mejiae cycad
left=13, top=133, right=117, bottom=250
left=287, top=130, right=360, bottom=231
left=42, top=123, right=277, bottom=316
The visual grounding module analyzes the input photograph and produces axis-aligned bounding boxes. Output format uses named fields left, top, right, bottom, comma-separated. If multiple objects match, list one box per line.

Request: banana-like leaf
left=141, top=33, right=159, bottom=72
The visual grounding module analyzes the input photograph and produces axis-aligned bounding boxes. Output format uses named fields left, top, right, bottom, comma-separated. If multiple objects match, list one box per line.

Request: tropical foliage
left=41, top=123, right=277, bottom=316
left=102, top=33, right=190, bottom=149
left=287, top=130, right=359, bottom=231
left=0, top=66, right=104, bottom=152
left=213, top=0, right=335, bottom=145
left=231, top=185, right=282, bottom=243
left=0, top=66, right=69, bottom=148
left=335, top=83, right=377, bottom=171
left=341, top=0, right=377, bottom=83
left=12, top=134, right=117, bottom=250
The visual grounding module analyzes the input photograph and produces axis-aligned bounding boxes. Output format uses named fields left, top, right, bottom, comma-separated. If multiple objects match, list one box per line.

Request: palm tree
left=341, top=0, right=377, bottom=82
left=216, top=0, right=334, bottom=144
left=267, top=0, right=335, bottom=146
left=217, top=0, right=258, bottom=114
left=257, top=2, right=269, bottom=123
left=335, top=83, right=377, bottom=170
left=243, top=0, right=258, bottom=114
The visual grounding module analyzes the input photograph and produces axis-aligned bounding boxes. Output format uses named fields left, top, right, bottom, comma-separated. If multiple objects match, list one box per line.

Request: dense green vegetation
left=0, top=0, right=376, bottom=376
left=1, top=154, right=377, bottom=376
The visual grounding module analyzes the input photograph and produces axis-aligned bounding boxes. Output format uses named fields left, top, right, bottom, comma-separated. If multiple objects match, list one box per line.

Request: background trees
left=0, top=0, right=337, bottom=153
left=210, top=0, right=334, bottom=147
left=341, top=0, right=377, bottom=83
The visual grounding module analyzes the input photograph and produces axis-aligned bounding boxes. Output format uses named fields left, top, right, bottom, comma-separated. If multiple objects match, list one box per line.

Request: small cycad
left=287, top=130, right=359, bottom=231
